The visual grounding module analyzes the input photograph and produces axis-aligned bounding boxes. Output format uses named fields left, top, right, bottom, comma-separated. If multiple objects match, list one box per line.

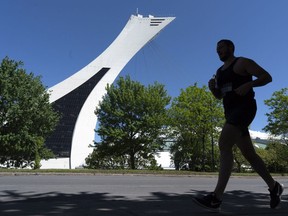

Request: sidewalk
left=0, top=174, right=286, bottom=215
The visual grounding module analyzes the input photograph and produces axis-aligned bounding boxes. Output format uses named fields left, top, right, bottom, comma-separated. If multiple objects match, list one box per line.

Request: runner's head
left=217, top=39, right=235, bottom=62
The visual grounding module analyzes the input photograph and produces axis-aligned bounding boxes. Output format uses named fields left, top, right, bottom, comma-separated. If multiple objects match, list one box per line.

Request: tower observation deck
left=42, top=14, right=175, bottom=169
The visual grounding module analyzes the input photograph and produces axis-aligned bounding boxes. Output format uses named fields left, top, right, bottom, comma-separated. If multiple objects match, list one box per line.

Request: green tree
left=88, top=76, right=171, bottom=169
left=85, top=142, right=128, bottom=169
left=258, top=141, right=288, bottom=173
left=168, top=83, right=224, bottom=171
left=0, top=57, right=59, bottom=169
left=232, top=145, right=250, bottom=173
left=264, top=88, right=288, bottom=145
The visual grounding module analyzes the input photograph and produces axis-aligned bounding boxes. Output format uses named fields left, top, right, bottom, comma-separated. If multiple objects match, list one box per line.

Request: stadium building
left=41, top=14, right=175, bottom=169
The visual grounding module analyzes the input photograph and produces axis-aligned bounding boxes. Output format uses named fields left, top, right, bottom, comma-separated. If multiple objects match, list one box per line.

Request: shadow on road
left=0, top=189, right=287, bottom=216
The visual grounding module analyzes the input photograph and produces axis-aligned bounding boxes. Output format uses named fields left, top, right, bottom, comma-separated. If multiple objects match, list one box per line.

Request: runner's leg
left=213, top=123, right=242, bottom=199
left=236, top=134, right=275, bottom=189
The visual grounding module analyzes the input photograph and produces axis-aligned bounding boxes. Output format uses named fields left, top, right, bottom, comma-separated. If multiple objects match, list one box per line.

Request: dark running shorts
left=224, top=99, right=257, bottom=136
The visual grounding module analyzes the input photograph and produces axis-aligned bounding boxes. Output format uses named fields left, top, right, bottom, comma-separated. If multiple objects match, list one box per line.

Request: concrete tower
left=42, top=14, right=175, bottom=169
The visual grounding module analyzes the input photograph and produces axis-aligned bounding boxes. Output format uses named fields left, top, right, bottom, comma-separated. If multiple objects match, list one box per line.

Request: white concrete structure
left=42, top=14, right=175, bottom=169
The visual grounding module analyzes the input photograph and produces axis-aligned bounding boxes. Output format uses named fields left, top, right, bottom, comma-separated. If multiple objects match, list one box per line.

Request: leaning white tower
left=42, top=14, right=175, bottom=169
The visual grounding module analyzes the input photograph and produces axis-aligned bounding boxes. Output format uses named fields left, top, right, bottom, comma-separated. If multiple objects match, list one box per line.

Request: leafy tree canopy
left=89, top=75, right=171, bottom=169
left=167, top=83, right=224, bottom=171
left=264, top=88, right=288, bottom=144
left=0, top=57, right=59, bottom=168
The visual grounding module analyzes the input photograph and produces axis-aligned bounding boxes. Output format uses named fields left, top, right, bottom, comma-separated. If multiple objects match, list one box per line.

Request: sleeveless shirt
left=216, top=58, right=255, bottom=108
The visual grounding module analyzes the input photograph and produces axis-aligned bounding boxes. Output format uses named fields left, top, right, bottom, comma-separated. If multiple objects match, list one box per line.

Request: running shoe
left=269, top=181, right=284, bottom=209
left=193, top=192, right=222, bottom=212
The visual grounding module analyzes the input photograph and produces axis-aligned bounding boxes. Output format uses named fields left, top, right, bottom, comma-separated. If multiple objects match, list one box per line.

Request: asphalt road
left=0, top=173, right=287, bottom=216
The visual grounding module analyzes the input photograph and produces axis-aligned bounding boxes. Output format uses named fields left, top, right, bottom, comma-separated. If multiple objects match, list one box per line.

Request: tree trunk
left=201, top=134, right=206, bottom=171
left=130, top=153, right=136, bottom=169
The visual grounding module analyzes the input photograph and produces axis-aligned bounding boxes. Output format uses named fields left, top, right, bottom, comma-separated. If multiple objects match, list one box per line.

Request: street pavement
left=0, top=173, right=287, bottom=216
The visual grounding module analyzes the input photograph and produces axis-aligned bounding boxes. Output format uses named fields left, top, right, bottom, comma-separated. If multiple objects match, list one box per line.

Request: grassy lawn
left=0, top=168, right=213, bottom=175
left=1, top=168, right=286, bottom=176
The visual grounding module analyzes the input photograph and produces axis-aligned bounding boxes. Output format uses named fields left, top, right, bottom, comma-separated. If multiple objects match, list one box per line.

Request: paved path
left=0, top=173, right=287, bottom=215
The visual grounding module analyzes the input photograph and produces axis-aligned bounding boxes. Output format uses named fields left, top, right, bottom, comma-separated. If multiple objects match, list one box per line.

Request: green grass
left=0, top=168, right=286, bottom=176
left=0, top=168, right=212, bottom=175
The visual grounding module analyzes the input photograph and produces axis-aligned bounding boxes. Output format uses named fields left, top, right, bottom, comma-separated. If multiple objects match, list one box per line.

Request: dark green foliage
left=0, top=57, right=59, bottom=169
left=264, top=88, right=288, bottom=145
left=86, top=76, right=170, bottom=169
left=168, top=83, right=224, bottom=171
left=257, top=141, right=288, bottom=173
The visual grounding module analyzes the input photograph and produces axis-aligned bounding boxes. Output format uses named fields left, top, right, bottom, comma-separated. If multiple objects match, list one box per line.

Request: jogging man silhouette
left=194, top=39, right=284, bottom=211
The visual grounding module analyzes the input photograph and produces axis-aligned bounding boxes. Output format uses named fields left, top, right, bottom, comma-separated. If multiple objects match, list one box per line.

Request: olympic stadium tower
left=42, top=14, right=175, bottom=169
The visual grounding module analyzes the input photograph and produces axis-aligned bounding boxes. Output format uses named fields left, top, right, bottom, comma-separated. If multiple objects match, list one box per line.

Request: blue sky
left=1, top=0, right=288, bottom=132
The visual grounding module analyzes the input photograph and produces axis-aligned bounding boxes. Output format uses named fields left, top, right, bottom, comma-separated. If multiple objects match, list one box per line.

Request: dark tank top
left=216, top=58, right=255, bottom=108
